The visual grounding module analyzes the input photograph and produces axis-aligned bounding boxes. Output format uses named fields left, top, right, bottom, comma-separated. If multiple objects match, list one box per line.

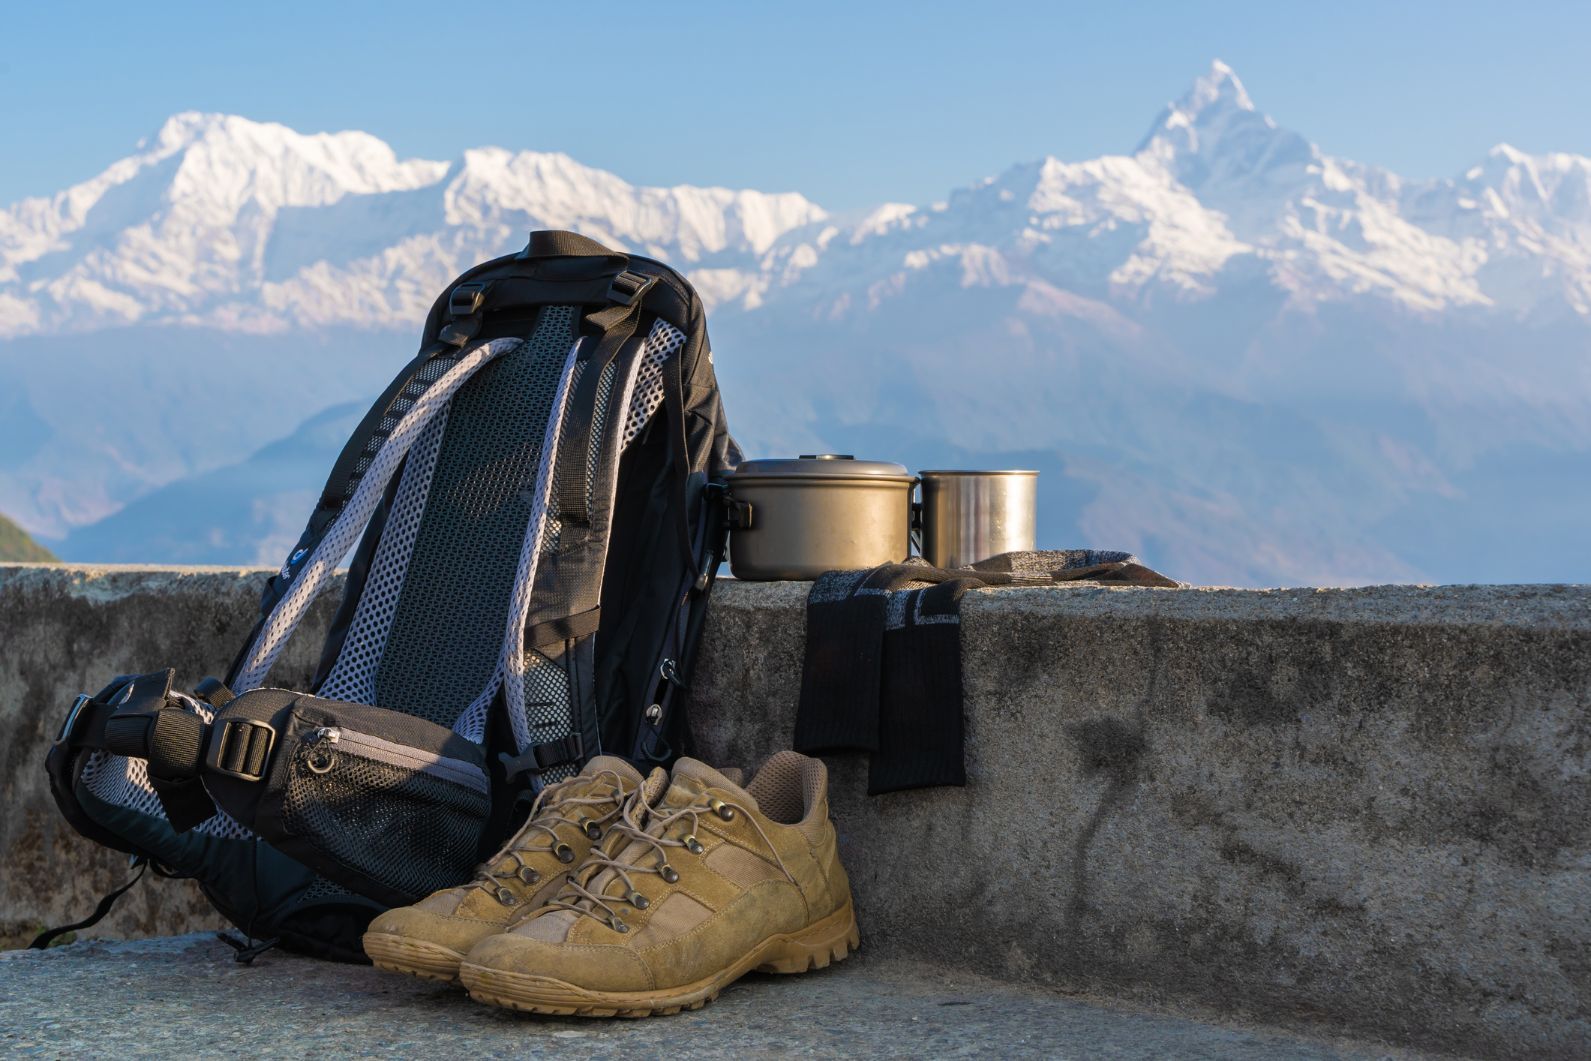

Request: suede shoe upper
left=365, top=755, right=641, bottom=961
left=464, top=752, right=853, bottom=995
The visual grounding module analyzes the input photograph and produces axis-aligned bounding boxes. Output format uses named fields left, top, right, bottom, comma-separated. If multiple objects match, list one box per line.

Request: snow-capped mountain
left=4, top=62, right=1589, bottom=586
left=753, top=60, right=1591, bottom=320
left=0, top=112, right=825, bottom=336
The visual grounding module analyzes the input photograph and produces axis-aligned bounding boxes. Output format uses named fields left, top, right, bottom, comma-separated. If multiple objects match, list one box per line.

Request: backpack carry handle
left=518, top=229, right=628, bottom=266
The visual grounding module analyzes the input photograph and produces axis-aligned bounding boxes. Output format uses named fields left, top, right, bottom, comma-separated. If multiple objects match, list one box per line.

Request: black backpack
left=43, top=231, right=737, bottom=960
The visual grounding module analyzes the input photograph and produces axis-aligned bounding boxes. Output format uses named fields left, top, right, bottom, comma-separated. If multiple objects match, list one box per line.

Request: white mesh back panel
left=317, top=409, right=450, bottom=704
left=233, top=340, right=514, bottom=692
left=455, top=337, right=582, bottom=745
left=374, top=309, right=579, bottom=725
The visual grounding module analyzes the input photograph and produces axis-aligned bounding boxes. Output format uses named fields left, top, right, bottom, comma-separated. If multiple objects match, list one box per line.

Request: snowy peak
left=0, top=116, right=825, bottom=336
left=1134, top=60, right=1260, bottom=155
left=1163, top=59, right=1256, bottom=123
left=149, top=112, right=450, bottom=210
left=1135, top=60, right=1319, bottom=200
left=444, top=147, right=825, bottom=259
left=5, top=63, right=1591, bottom=337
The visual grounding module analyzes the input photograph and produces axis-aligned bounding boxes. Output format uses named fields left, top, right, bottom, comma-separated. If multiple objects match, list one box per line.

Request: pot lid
left=729, top=454, right=913, bottom=481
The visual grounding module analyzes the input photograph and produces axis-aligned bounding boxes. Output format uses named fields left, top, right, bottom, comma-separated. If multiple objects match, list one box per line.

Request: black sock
left=794, top=569, right=888, bottom=753
left=868, top=579, right=972, bottom=793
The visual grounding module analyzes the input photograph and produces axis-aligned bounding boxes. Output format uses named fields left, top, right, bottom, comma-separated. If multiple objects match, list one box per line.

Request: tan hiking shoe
left=459, top=751, right=859, bottom=1016
left=362, top=755, right=642, bottom=982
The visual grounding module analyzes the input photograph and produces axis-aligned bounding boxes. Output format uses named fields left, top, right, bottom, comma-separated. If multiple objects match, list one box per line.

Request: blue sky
left=4, top=0, right=1590, bottom=213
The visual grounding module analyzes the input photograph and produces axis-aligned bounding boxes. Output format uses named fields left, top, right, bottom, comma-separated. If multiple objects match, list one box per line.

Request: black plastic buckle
left=497, top=733, right=585, bottom=782
left=205, top=718, right=276, bottom=782
left=448, top=281, right=487, bottom=317
left=606, top=270, right=654, bottom=307
left=55, top=694, right=93, bottom=748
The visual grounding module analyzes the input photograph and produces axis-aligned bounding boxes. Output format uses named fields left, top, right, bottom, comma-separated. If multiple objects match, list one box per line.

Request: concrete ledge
left=2, top=565, right=1587, bottom=1058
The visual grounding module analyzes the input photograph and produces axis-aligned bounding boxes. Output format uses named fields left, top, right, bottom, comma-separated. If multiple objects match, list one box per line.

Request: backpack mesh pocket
left=274, top=726, right=489, bottom=903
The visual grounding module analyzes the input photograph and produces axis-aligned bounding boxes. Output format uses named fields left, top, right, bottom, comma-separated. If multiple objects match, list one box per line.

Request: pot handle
left=724, top=493, right=754, bottom=531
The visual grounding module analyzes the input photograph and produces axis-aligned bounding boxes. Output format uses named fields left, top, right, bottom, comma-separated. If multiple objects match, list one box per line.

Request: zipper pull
left=309, top=726, right=341, bottom=745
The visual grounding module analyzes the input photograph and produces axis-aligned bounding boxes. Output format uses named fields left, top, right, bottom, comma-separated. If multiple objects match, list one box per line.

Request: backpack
left=43, top=230, right=737, bottom=961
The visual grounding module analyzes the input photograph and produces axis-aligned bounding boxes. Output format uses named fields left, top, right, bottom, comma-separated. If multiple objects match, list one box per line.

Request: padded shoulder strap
left=232, top=340, right=513, bottom=692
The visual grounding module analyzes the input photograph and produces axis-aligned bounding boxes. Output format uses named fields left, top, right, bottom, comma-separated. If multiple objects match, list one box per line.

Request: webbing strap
left=554, top=272, right=657, bottom=524
left=528, top=607, right=601, bottom=649
left=660, top=351, right=700, bottom=574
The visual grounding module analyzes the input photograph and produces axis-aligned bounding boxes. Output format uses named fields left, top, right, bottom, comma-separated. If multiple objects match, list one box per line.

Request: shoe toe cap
left=367, top=901, right=501, bottom=956
left=464, top=932, right=653, bottom=994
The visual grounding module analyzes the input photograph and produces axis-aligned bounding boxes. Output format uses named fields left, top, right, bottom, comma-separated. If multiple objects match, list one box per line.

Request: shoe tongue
left=580, top=755, right=643, bottom=785
left=638, top=766, right=669, bottom=805
left=666, top=758, right=759, bottom=814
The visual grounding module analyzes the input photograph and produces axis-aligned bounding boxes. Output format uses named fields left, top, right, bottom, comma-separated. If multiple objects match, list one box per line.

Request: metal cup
left=918, top=470, right=1038, bottom=569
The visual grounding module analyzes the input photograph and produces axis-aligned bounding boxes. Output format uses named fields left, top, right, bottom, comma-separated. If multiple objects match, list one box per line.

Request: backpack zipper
left=304, top=726, right=487, bottom=795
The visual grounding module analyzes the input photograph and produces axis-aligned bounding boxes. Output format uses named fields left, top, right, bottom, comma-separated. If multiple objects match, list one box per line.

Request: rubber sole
left=363, top=932, right=467, bottom=984
left=460, top=901, right=860, bottom=1017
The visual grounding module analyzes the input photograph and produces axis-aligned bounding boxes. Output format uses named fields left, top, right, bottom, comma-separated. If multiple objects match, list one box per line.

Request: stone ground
left=0, top=935, right=1432, bottom=1060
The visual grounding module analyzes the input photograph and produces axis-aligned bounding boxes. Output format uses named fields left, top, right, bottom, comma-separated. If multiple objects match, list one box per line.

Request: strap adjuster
left=205, top=719, right=276, bottom=782
left=448, top=281, right=487, bottom=317
left=606, top=270, right=654, bottom=307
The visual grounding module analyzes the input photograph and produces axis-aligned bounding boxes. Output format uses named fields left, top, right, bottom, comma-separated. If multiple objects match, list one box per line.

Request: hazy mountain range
left=2, top=62, right=1587, bottom=585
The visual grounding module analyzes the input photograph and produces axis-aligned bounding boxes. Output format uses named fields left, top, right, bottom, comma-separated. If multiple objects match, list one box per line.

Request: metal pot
left=725, top=455, right=915, bottom=580
left=918, top=469, right=1039, bottom=569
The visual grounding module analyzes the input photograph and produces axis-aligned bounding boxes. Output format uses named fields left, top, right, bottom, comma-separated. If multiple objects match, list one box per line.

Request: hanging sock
left=868, top=579, right=977, bottom=794
left=795, top=567, right=898, bottom=753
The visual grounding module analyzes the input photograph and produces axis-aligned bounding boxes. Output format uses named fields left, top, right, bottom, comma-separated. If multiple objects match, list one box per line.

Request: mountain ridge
left=6, top=61, right=1591, bottom=336
left=3, top=62, right=1589, bottom=586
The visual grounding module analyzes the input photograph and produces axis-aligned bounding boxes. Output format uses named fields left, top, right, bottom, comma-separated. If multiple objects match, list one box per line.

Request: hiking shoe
left=362, top=755, right=641, bottom=982
left=459, top=751, right=858, bottom=1016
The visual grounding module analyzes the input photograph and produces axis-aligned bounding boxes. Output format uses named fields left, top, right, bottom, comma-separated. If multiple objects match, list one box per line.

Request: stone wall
left=1, top=564, right=1586, bottom=1057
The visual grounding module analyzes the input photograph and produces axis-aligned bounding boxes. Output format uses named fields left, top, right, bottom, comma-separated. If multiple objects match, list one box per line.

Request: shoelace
left=474, top=769, right=630, bottom=904
left=546, top=784, right=796, bottom=930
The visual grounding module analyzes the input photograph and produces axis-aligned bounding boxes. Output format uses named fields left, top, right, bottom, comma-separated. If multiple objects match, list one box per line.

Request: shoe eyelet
left=555, top=843, right=575, bottom=864
left=710, top=798, right=735, bottom=821
left=629, top=892, right=649, bottom=910
left=660, top=864, right=679, bottom=884
left=517, top=866, right=540, bottom=884
left=495, top=887, right=518, bottom=906
left=684, top=834, right=704, bottom=855
left=610, top=917, right=629, bottom=933
left=584, top=821, right=603, bottom=840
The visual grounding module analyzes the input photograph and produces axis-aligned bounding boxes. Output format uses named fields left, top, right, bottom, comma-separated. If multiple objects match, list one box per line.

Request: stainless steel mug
left=918, top=470, right=1038, bottom=569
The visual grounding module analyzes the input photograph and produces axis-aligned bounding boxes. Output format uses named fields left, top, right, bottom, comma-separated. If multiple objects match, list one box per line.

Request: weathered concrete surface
left=1, top=565, right=1587, bottom=1058
left=691, top=581, right=1591, bottom=1060
left=0, top=565, right=336, bottom=949
left=0, top=933, right=1424, bottom=1059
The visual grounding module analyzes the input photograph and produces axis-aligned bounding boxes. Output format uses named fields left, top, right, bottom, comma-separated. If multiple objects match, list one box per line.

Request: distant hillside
left=0, top=513, right=56, bottom=561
